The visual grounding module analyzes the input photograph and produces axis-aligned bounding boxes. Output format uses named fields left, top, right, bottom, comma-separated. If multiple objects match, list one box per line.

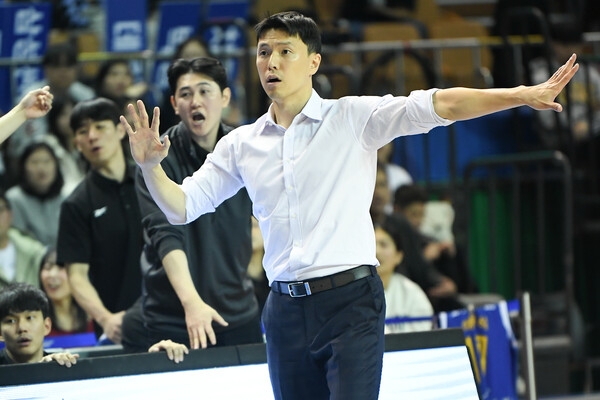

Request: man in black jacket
left=121, top=57, right=262, bottom=351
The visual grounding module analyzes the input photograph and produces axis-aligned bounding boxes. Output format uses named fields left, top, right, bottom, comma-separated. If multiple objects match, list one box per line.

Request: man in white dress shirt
left=121, top=11, right=578, bottom=400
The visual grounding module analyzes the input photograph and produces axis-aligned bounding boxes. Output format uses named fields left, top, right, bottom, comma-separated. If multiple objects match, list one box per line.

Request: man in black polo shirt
left=56, top=98, right=143, bottom=343
left=120, top=57, right=262, bottom=351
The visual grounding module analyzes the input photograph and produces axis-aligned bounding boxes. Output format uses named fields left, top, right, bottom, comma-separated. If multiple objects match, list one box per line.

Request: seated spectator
left=45, top=95, right=86, bottom=194
left=6, top=142, right=67, bottom=247
left=374, top=217, right=433, bottom=333
left=95, top=59, right=149, bottom=115
left=394, top=184, right=478, bottom=294
left=8, top=42, right=95, bottom=165
left=0, top=192, right=47, bottom=290
left=0, top=282, right=78, bottom=366
left=371, top=163, right=461, bottom=312
left=174, top=36, right=211, bottom=61
left=39, top=249, right=93, bottom=337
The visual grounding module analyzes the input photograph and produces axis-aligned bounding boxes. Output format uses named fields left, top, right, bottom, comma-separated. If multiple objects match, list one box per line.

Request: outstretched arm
left=0, top=86, right=53, bottom=144
left=121, top=101, right=186, bottom=224
left=433, top=53, right=579, bottom=121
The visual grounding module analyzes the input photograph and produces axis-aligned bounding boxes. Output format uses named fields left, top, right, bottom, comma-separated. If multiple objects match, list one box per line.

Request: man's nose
left=268, top=53, right=280, bottom=70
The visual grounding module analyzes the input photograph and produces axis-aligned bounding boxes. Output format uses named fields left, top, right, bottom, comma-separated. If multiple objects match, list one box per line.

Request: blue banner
left=0, top=3, right=51, bottom=113
left=153, top=1, right=203, bottom=96
left=104, top=0, right=147, bottom=53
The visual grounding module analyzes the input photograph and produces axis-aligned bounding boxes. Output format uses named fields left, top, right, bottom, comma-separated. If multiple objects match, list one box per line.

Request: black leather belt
left=271, top=265, right=376, bottom=297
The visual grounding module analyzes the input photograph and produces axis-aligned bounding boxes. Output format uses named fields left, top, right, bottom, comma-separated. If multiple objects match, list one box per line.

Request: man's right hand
left=120, top=100, right=170, bottom=169
left=99, top=311, right=126, bottom=344
left=183, top=298, right=229, bottom=350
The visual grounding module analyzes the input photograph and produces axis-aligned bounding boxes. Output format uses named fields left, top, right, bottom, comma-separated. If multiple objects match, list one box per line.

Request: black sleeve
left=134, top=165, right=185, bottom=262
left=56, top=196, right=92, bottom=266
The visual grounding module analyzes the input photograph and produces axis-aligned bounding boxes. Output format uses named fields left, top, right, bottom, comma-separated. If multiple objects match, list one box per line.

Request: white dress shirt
left=181, top=89, right=453, bottom=283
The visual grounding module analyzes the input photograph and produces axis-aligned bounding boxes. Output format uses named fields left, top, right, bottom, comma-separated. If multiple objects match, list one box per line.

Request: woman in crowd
left=95, top=59, right=149, bottom=113
left=6, top=142, right=67, bottom=247
left=375, top=216, right=434, bottom=333
left=39, top=248, right=93, bottom=336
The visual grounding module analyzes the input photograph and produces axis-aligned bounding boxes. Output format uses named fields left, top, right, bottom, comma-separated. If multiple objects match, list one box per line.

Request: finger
left=162, top=134, right=171, bottom=150
left=199, top=328, right=209, bottom=349
left=120, top=115, right=135, bottom=136
left=176, top=347, right=188, bottom=363
left=166, top=347, right=175, bottom=361
left=189, top=328, right=199, bottom=350
left=137, top=100, right=150, bottom=127
left=150, top=106, right=160, bottom=133
left=125, top=103, right=141, bottom=130
left=205, top=325, right=217, bottom=346
left=214, top=314, right=229, bottom=327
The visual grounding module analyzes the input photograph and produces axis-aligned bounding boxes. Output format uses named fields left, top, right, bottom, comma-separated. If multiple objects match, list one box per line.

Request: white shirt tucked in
left=181, top=89, right=453, bottom=283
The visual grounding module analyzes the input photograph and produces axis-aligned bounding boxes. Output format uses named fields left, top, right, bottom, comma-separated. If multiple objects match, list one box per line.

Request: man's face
left=402, top=201, right=426, bottom=230
left=256, top=29, right=321, bottom=104
left=73, top=119, right=125, bottom=169
left=0, top=310, right=50, bottom=363
left=44, top=64, right=76, bottom=93
left=171, top=72, right=230, bottom=149
left=102, top=63, right=133, bottom=98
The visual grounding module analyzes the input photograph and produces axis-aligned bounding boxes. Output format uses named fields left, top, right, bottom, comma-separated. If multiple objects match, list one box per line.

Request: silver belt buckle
left=287, top=282, right=312, bottom=297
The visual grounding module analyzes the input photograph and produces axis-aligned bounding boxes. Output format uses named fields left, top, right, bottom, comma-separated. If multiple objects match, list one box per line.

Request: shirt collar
left=263, top=89, right=323, bottom=128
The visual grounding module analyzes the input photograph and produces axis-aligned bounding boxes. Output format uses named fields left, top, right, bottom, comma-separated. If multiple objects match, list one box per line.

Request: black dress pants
left=262, top=272, right=386, bottom=400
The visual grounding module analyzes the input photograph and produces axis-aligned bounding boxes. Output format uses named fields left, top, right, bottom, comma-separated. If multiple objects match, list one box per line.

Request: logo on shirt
left=93, top=206, right=107, bottom=218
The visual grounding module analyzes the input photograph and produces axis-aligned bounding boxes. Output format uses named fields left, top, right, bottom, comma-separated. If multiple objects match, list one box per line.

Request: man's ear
left=222, top=87, right=232, bottom=108
left=116, top=121, right=126, bottom=140
left=170, top=95, right=179, bottom=115
left=43, top=317, right=51, bottom=336
left=309, top=53, right=322, bottom=77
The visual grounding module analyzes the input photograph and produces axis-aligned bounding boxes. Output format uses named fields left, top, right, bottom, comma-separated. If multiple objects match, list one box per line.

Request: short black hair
left=254, top=11, right=322, bottom=54
left=70, top=97, right=122, bottom=132
left=378, top=215, right=405, bottom=252
left=167, top=56, right=229, bottom=95
left=43, top=42, right=78, bottom=67
left=0, top=283, right=50, bottom=321
left=394, top=184, right=428, bottom=210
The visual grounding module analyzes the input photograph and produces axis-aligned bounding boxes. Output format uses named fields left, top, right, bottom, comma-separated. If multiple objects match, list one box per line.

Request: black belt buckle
left=287, top=281, right=312, bottom=297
